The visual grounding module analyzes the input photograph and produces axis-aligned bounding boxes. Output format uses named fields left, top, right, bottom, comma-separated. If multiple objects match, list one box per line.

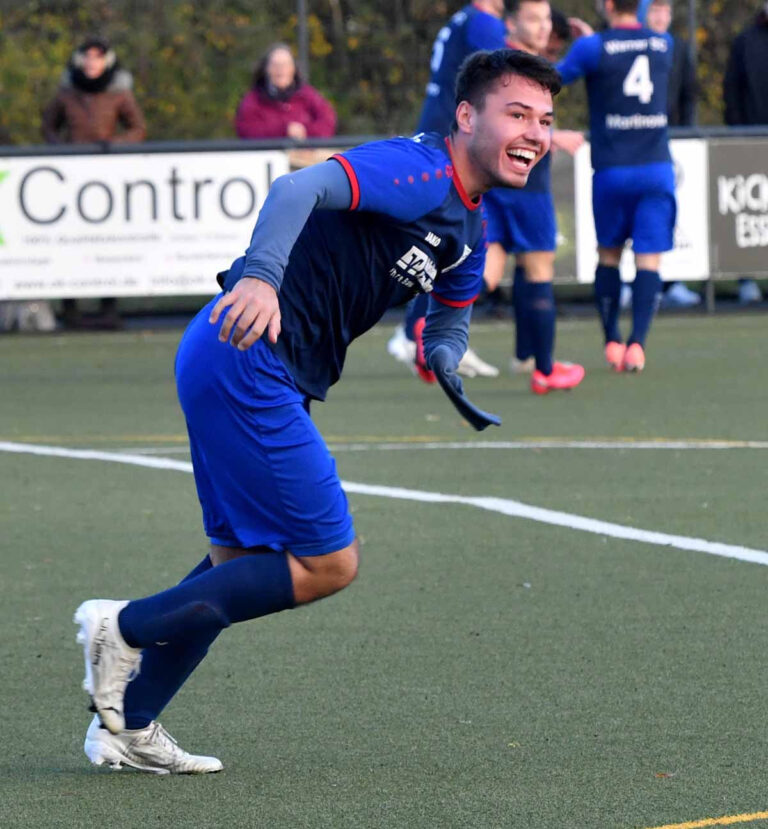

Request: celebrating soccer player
left=557, top=0, right=676, bottom=372
left=73, top=49, right=560, bottom=773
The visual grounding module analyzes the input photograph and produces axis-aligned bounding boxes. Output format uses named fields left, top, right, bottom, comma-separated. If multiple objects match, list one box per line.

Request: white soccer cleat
left=84, top=715, right=223, bottom=775
left=509, top=355, right=535, bottom=374
left=74, top=599, right=142, bottom=735
left=386, top=325, right=416, bottom=365
left=457, top=347, right=499, bottom=378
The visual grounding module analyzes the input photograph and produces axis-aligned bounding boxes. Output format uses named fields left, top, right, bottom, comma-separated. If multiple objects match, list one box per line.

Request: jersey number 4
left=622, top=55, right=654, bottom=104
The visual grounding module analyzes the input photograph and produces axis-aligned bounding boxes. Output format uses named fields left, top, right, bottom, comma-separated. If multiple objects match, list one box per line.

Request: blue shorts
left=174, top=298, right=355, bottom=557
left=482, top=188, right=556, bottom=253
left=592, top=162, right=677, bottom=253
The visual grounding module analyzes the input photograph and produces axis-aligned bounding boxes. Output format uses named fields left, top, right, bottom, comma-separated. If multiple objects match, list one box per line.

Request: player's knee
left=326, top=539, right=359, bottom=591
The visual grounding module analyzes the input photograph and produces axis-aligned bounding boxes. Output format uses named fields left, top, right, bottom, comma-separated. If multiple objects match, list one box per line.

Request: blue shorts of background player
left=592, top=161, right=676, bottom=254
left=482, top=188, right=557, bottom=254
left=176, top=297, right=355, bottom=557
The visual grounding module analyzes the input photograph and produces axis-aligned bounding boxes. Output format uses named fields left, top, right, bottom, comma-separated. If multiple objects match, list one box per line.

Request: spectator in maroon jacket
left=235, top=44, right=337, bottom=140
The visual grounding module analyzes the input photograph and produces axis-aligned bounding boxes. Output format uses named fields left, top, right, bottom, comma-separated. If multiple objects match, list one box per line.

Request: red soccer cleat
left=604, top=341, right=626, bottom=372
left=412, top=316, right=436, bottom=384
left=530, top=361, right=585, bottom=395
left=623, top=342, right=645, bottom=373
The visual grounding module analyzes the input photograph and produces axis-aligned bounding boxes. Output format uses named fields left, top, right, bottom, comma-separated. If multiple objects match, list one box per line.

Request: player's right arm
left=556, top=34, right=601, bottom=85
left=210, top=160, right=353, bottom=349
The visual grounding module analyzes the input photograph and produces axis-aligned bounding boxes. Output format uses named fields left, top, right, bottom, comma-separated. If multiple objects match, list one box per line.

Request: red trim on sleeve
left=444, top=138, right=482, bottom=212
left=432, top=293, right=479, bottom=308
left=331, top=154, right=360, bottom=211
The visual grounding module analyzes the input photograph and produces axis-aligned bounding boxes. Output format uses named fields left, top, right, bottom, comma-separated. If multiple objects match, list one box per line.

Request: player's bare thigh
left=210, top=539, right=359, bottom=605
left=483, top=242, right=508, bottom=292
left=598, top=247, right=661, bottom=271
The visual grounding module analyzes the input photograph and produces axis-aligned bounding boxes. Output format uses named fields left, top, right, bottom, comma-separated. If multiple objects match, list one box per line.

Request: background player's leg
left=627, top=254, right=662, bottom=369
left=517, top=251, right=556, bottom=376
left=511, top=263, right=534, bottom=367
left=595, top=249, right=623, bottom=345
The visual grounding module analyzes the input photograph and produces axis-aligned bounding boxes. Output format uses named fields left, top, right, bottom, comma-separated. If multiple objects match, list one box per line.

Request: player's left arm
left=422, top=244, right=501, bottom=431
left=556, top=34, right=601, bottom=85
left=211, top=160, right=352, bottom=349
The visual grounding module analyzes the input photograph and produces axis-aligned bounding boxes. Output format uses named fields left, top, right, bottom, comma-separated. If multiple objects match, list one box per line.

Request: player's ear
left=455, top=101, right=474, bottom=135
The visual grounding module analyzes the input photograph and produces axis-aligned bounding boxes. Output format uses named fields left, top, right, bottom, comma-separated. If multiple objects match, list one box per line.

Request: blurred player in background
left=557, top=0, right=675, bottom=372
left=388, top=0, right=508, bottom=379
left=482, top=0, right=586, bottom=394
left=73, top=49, right=559, bottom=774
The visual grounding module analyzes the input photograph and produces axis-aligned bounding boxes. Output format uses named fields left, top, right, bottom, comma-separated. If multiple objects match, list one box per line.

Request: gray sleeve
left=241, top=160, right=353, bottom=290
left=422, top=295, right=472, bottom=372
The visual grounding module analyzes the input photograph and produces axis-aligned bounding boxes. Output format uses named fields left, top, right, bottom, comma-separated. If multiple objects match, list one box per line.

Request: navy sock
left=123, top=555, right=218, bottom=730
left=404, top=293, right=430, bottom=342
left=594, top=264, right=622, bottom=344
left=118, top=551, right=296, bottom=650
left=629, top=269, right=662, bottom=347
left=525, top=281, right=555, bottom=376
left=512, top=265, right=533, bottom=361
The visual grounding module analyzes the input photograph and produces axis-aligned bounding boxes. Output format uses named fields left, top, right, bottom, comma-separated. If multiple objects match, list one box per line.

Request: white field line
left=2, top=440, right=767, bottom=567
left=327, top=439, right=768, bottom=452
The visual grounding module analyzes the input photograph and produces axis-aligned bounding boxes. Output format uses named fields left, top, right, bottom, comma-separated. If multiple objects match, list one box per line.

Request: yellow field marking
left=643, top=810, right=768, bottom=829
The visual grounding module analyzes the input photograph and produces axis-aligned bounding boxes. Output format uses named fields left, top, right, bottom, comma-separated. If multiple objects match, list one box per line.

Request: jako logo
left=15, top=164, right=274, bottom=226
left=395, top=245, right=437, bottom=291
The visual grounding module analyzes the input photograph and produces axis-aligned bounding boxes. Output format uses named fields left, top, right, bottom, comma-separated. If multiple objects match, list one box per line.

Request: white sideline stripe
left=329, top=440, right=768, bottom=452
left=2, top=440, right=768, bottom=568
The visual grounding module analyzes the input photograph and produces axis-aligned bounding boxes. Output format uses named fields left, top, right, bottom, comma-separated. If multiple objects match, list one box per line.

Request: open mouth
left=506, top=147, right=538, bottom=173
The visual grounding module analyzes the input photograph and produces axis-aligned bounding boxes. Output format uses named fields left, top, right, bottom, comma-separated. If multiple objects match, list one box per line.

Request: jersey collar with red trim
left=444, top=137, right=482, bottom=211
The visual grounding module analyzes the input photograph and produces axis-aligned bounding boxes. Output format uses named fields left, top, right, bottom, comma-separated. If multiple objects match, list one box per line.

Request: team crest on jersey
left=390, top=245, right=437, bottom=292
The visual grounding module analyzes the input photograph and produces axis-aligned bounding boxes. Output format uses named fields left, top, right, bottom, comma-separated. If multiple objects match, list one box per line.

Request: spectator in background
left=42, top=36, right=146, bottom=329
left=646, top=0, right=701, bottom=309
left=723, top=3, right=768, bottom=304
left=235, top=44, right=336, bottom=140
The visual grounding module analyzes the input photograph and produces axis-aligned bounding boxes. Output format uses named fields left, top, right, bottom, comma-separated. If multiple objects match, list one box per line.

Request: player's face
left=646, top=2, right=672, bottom=34
left=512, top=2, right=553, bottom=54
left=465, top=74, right=553, bottom=190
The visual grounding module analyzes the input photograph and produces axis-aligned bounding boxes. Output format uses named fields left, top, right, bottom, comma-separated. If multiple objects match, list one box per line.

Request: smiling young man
left=73, top=49, right=559, bottom=774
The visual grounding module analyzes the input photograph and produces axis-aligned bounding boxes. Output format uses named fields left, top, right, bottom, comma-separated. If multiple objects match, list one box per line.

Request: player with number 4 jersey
left=557, top=0, right=676, bottom=373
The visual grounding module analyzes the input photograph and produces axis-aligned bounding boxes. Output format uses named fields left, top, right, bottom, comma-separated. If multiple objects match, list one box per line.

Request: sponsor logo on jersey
left=390, top=245, right=437, bottom=291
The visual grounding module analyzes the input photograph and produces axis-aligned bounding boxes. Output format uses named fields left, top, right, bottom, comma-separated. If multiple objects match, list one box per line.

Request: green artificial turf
left=1, top=313, right=767, bottom=829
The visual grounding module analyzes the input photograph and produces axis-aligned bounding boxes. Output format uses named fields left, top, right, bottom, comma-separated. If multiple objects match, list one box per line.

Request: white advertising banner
left=574, top=139, right=710, bottom=283
left=0, top=150, right=290, bottom=299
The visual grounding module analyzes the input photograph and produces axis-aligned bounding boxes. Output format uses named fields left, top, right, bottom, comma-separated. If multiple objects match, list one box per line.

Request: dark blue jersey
left=416, top=4, right=507, bottom=136
left=221, top=133, right=485, bottom=401
left=557, top=26, right=673, bottom=170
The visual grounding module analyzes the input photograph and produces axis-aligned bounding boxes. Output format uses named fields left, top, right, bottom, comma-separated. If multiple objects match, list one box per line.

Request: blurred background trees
left=0, top=0, right=758, bottom=144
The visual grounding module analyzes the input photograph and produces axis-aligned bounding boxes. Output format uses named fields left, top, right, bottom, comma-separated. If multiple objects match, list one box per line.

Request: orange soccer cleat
left=623, top=342, right=645, bottom=373
left=530, top=361, right=585, bottom=395
left=604, top=341, right=627, bottom=372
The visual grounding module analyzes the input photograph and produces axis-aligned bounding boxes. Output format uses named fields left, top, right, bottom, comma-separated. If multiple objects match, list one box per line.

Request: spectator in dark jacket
left=723, top=4, right=768, bottom=304
left=42, top=36, right=145, bottom=144
left=235, top=43, right=336, bottom=140
left=42, top=37, right=146, bottom=328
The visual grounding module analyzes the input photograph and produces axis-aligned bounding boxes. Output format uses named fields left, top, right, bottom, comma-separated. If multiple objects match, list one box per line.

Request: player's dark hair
left=452, top=49, right=561, bottom=130
left=550, top=7, right=572, bottom=42
left=507, top=0, right=550, bottom=15
left=610, top=0, right=640, bottom=13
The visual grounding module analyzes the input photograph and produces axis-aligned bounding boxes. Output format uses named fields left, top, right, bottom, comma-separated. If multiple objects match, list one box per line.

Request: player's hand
left=568, top=17, right=593, bottom=39
left=429, top=345, right=501, bottom=432
left=209, top=278, right=281, bottom=351
left=551, top=130, right=585, bottom=156
left=286, top=121, right=308, bottom=140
